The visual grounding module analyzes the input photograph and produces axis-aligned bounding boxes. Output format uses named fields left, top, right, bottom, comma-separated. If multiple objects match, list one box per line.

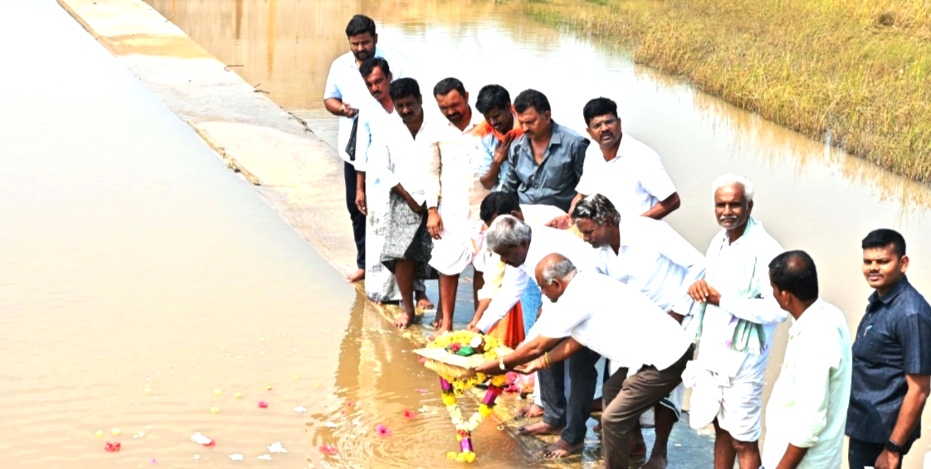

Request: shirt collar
left=517, top=120, right=563, bottom=151
left=789, top=298, right=825, bottom=337
left=867, top=275, right=910, bottom=306
left=718, top=217, right=759, bottom=248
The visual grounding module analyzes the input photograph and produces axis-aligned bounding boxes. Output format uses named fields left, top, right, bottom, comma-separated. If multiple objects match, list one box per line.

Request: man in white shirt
left=426, top=78, right=488, bottom=331
left=572, top=193, right=704, bottom=469
left=552, top=97, right=679, bottom=230
left=761, top=250, right=852, bottom=469
left=480, top=215, right=600, bottom=458
left=323, top=14, right=408, bottom=284
left=474, top=254, right=694, bottom=469
left=685, top=173, right=786, bottom=469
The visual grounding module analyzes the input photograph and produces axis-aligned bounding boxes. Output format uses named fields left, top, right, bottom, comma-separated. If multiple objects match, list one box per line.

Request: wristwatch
left=884, top=439, right=904, bottom=454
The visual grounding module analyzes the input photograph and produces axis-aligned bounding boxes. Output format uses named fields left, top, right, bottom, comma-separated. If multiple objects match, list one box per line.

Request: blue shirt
left=475, top=132, right=511, bottom=191
left=846, top=276, right=931, bottom=445
left=500, top=121, right=589, bottom=212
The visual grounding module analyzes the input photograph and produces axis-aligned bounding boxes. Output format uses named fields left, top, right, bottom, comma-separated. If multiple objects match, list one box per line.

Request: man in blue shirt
left=500, top=89, right=589, bottom=212
left=846, top=229, right=931, bottom=469
left=474, top=84, right=519, bottom=191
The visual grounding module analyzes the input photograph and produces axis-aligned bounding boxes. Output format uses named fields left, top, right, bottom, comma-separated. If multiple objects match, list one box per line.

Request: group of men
left=324, top=14, right=931, bottom=469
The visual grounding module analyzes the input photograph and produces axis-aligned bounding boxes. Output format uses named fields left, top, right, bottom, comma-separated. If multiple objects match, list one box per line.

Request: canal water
left=0, top=1, right=530, bottom=468
left=141, top=0, right=931, bottom=467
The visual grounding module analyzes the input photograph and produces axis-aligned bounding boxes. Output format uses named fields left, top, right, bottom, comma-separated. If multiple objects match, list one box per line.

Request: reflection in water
left=142, top=0, right=931, bottom=466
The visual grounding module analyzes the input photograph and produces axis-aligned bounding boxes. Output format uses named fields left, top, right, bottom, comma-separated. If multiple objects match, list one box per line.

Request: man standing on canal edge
left=846, top=229, right=931, bottom=469
left=762, top=251, right=852, bottom=469
left=323, top=14, right=408, bottom=284
left=684, top=174, right=786, bottom=469
left=500, top=89, right=589, bottom=212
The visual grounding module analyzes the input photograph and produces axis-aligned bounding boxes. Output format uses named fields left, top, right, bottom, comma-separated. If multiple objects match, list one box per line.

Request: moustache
left=718, top=215, right=738, bottom=223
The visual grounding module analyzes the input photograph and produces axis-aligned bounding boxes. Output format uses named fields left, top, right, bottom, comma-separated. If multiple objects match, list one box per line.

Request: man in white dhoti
left=571, top=193, right=704, bottom=469
left=474, top=254, right=694, bottom=469
left=684, top=174, right=786, bottom=469
left=426, top=78, right=487, bottom=331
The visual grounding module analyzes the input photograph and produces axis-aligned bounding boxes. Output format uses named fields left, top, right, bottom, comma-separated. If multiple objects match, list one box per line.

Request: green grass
left=524, top=0, right=931, bottom=182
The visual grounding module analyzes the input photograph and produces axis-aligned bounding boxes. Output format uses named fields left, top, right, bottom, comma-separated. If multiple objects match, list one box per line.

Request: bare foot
left=517, top=421, right=564, bottom=436
left=591, top=398, right=603, bottom=413
left=641, top=454, right=668, bottom=469
left=542, top=439, right=583, bottom=459
left=394, top=309, right=415, bottom=329
left=517, top=403, right=544, bottom=418
left=345, top=268, right=365, bottom=283
left=415, top=291, right=434, bottom=311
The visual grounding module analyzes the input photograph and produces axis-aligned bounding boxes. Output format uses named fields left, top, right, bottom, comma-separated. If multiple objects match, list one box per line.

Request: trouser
left=539, top=346, right=601, bottom=445
left=343, top=161, right=365, bottom=269
left=601, top=345, right=693, bottom=469
left=848, top=437, right=909, bottom=469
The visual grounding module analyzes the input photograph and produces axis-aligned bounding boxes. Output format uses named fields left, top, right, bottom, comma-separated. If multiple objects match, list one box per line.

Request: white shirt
left=477, top=205, right=569, bottom=301
left=359, top=109, right=450, bottom=206
left=693, top=218, right=787, bottom=378
left=594, top=216, right=705, bottom=313
left=536, top=271, right=693, bottom=371
left=475, top=226, right=594, bottom=332
left=574, top=134, right=676, bottom=217
left=323, top=46, right=409, bottom=163
left=426, top=110, right=486, bottom=218
left=762, top=299, right=852, bottom=469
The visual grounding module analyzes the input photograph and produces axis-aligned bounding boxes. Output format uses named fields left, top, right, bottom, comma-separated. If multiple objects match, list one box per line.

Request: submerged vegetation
left=525, top=0, right=931, bottom=182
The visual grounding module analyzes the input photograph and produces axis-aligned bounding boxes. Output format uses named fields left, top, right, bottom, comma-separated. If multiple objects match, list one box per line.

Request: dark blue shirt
left=846, top=276, right=931, bottom=445
left=501, top=121, right=589, bottom=212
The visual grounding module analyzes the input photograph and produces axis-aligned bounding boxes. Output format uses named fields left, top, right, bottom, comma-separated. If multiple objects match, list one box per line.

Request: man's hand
left=355, top=188, right=367, bottom=215
left=668, top=311, right=685, bottom=324
left=427, top=208, right=443, bottom=239
left=874, top=449, right=901, bottom=469
left=514, top=358, right=544, bottom=375
left=545, top=214, right=573, bottom=230
left=493, top=133, right=514, bottom=165
left=340, top=102, right=358, bottom=118
left=687, top=279, right=721, bottom=305
left=466, top=322, right=481, bottom=333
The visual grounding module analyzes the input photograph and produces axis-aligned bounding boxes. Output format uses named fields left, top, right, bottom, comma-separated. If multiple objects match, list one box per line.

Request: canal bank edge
left=54, top=0, right=577, bottom=464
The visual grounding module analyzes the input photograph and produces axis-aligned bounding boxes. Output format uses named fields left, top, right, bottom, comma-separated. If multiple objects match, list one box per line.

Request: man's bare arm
left=640, top=192, right=680, bottom=220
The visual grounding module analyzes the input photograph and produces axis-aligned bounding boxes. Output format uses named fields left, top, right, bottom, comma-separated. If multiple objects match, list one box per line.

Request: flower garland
left=426, top=331, right=508, bottom=463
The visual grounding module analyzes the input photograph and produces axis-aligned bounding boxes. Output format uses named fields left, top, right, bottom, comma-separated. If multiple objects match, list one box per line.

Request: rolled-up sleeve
left=475, top=265, right=529, bottom=333
left=323, top=61, right=341, bottom=100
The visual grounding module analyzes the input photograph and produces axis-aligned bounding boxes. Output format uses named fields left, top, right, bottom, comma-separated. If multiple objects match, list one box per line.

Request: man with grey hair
left=479, top=215, right=600, bottom=459
left=684, top=173, right=786, bottom=469
left=572, top=193, right=704, bottom=469
left=474, top=253, right=694, bottom=469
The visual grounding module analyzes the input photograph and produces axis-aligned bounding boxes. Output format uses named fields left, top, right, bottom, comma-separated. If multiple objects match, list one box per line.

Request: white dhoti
left=683, top=360, right=765, bottom=442
left=427, top=205, right=485, bottom=276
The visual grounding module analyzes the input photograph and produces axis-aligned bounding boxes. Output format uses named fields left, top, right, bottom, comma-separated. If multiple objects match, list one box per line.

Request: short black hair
left=476, top=85, right=511, bottom=114
left=513, top=89, right=550, bottom=114
left=359, top=57, right=390, bottom=80
left=583, top=97, right=618, bottom=126
left=862, top=228, right=907, bottom=257
left=345, top=15, right=376, bottom=37
left=433, top=77, right=466, bottom=97
left=389, top=78, right=420, bottom=101
left=769, top=250, right=819, bottom=301
left=480, top=191, right=521, bottom=225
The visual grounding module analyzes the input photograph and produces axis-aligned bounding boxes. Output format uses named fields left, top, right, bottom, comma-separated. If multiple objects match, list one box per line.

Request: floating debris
left=111, top=428, right=122, bottom=436
left=267, top=441, right=287, bottom=454
left=257, top=454, right=272, bottom=461
left=104, top=442, right=121, bottom=453
left=318, top=444, right=339, bottom=456
left=375, top=424, right=392, bottom=437
left=190, top=432, right=215, bottom=447
left=214, top=388, right=223, bottom=396
left=258, top=401, right=268, bottom=409
left=94, top=430, right=104, bottom=438
left=229, top=453, right=244, bottom=461
left=211, top=406, right=219, bottom=414
left=293, top=406, right=308, bottom=413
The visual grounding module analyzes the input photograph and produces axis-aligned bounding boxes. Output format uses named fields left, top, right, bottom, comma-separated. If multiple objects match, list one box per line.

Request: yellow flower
left=479, top=404, right=494, bottom=417
left=442, top=394, right=457, bottom=406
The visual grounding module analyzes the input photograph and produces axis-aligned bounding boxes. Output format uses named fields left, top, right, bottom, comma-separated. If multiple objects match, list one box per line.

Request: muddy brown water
left=0, top=1, right=530, bottom=468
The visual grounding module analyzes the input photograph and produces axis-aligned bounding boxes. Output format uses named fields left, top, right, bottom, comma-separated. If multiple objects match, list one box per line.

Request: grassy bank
left=525, top=0, right=931, bottom=182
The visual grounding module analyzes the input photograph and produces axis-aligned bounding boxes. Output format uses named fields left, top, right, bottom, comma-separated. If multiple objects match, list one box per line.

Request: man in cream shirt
left=762, top=251, right=852, bottom=469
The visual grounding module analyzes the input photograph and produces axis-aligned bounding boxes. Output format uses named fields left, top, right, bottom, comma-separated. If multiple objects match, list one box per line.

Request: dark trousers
left=848, top=437, right=908, bottom=469
left=539, top=346, right=601, bottom=445
left=343, top=161, right=365, bottom=269
left=601, top=345, right=693, bottom=469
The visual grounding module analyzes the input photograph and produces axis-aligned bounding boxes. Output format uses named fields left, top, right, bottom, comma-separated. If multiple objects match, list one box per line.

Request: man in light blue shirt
left=474, top=84, right=519, bottom=191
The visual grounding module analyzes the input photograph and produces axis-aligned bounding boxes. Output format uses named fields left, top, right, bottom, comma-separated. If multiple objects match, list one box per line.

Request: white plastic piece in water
left=190, top=432, right=213, bottom=445
left=267, top=441, right=287, bottom=454
left=194, top=454, right=201, bottom=460
left=293, top=406, right=307, bottom=413
left=229, top=453, right=244, bottom=461
left=257, top=454, right=272, bottom=460
left=324, top=421, right=338, bottom=428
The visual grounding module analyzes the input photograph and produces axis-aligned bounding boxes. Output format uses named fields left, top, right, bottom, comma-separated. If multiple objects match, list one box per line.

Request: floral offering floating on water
left=104, top=442, right=121, bottom=453
left=412, top=331, right=512, bottom=463
left=318, top=444, right=339, bottom=456
left=257, top=401, right=268, bottom=408
left=375, top=424, right=392, bottom=437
